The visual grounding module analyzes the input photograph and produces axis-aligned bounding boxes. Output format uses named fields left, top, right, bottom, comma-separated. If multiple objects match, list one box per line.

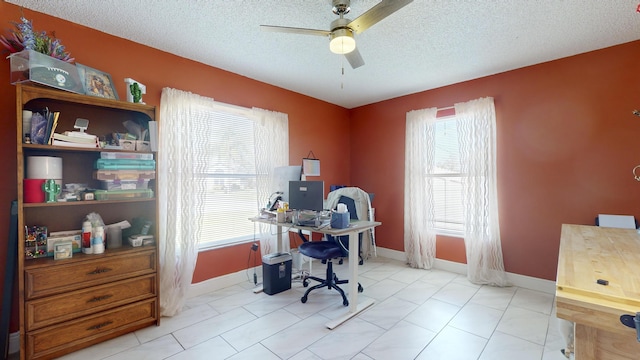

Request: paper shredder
left=262, top=252, right=292, bottom=295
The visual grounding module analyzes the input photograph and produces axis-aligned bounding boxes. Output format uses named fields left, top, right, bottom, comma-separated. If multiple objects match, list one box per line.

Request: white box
left=128, top=234, right=153, bottom=247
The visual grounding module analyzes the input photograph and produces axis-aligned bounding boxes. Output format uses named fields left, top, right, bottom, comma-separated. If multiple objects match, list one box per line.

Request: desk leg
left=325, top=230, right=374, bottom=329
left=574, top=324, right=597, bottom=360
left=276, top=224, right=283, bottom=253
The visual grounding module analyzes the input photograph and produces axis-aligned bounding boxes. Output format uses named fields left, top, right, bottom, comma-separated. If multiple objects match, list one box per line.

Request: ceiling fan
left=260, top=0, right=413, bottom=69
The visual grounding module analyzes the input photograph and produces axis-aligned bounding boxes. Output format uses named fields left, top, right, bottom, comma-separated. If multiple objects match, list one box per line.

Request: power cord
left=247, top=221, right=263, bottom=286
left=251, top=242, right=259, bottom=285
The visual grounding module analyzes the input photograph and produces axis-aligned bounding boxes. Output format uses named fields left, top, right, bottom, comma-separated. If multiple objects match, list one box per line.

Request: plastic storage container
left=99, top=179, right=150, bottom=190
left=100, top=152, right=154, bottom=160
left=94, top=169, right=155, bottom=181
left=94, top=189, right=154, bottom=200
left=95, top=158, right=156, bottom=170
left=8, top=50, right=84, bottom=94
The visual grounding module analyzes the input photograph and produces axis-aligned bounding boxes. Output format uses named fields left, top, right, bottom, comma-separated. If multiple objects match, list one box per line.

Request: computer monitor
left=271, top=165, right=302, bottom=202
left=289, top=181, right=324, bottom=212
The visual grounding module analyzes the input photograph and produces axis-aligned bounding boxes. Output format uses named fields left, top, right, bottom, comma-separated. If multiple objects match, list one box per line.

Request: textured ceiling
left=7, top=0, right=640, bottom=108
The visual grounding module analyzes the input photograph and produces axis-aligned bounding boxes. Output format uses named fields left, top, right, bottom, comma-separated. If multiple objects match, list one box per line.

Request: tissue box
left=330, top=211, right=350, bottom=229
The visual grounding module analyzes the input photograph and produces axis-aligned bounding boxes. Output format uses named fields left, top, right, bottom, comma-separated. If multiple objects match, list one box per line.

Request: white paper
left=597, top=214, right=636, bottom=229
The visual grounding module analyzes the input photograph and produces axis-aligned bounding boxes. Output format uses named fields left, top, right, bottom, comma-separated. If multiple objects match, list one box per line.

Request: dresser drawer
left=25, top=298, right=157, bottom=360
left=25, top=249, right=156, bottom=299
left=26, top=274, right=157, bottom=331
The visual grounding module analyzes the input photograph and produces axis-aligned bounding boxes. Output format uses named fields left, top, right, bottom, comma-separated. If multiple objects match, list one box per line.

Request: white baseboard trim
left=9, top=331, right=19, bottom=354
left=372, top=247, right=555, bottom=294
left=189, top=247, right=556, bottom=298
left=188, top=266, right=263, bottom=299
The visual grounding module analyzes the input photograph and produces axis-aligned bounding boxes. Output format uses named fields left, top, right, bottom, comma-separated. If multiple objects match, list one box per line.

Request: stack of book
left=29, top=108, right=59, bottom=145
left=52, top=131, right=98, bottom=148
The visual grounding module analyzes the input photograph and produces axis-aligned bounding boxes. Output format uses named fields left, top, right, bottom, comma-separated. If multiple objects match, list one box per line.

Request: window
left=160, top=89, right=288, bottom=252
left=194, top=106, right=259, bottom=249
left=429, top=117, right=464, bottom=235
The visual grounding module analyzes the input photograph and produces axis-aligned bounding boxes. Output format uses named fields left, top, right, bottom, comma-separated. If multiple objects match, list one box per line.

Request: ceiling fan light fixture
left=329, top=28, right=356, bottom=54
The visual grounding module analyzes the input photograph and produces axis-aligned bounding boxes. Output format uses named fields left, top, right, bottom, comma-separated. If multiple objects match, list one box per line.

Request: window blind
left=430, top=118, right=464, bottom=234
left=190, top=105, right=260, bottom=248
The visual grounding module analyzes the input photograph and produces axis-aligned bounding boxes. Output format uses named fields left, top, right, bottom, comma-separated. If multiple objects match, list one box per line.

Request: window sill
left=434, top=229, right=464, bottom=238
left=198, top=236, right=255, bottom=252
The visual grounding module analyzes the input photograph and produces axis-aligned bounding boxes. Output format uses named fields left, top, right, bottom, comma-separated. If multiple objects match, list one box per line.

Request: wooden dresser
left=556, top=224, right=640, bottom=359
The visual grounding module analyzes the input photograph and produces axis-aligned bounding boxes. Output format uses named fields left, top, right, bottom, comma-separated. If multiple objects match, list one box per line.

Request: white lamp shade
left=329, top=29, right=356, bottom=54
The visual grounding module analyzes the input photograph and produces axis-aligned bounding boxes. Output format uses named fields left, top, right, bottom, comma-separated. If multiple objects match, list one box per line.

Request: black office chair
left=297, top=220, right=363, bottom=306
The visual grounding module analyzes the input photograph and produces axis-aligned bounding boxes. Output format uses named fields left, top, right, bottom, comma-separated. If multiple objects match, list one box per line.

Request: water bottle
left=92, top=226, right=105, bottom=254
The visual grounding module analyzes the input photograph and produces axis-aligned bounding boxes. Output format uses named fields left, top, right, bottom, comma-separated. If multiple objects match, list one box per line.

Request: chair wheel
left=358, top=284, right=363, bottom=292
left=343, top=299, right=349, bottom=306
left=303, top=279, right=309, bottom=287
left=301, top=296, right=308, bottom=303
left=359, top=259, right=364, bottom=265
left=338, top=258, right=343, bottom=265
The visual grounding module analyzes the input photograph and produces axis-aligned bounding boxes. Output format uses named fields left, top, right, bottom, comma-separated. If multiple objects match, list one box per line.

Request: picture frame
left=302, top=158, right=321, bottom=177
left=76, top=63, right=119, bottom=100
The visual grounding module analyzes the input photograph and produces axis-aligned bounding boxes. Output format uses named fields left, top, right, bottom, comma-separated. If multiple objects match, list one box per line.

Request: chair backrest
left=326, top=187, right=372, bottom=222
left=338, top=195, right=359, bottom=220
left=326, top=187, right=374, bottom=257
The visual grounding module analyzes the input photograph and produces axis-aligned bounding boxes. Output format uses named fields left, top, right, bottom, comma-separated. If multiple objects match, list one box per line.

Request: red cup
left=24, top=179, right=46, bottom=203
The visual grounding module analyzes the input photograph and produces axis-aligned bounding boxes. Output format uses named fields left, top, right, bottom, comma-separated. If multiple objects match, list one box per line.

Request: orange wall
left=350, top=40, right=640, bottom=280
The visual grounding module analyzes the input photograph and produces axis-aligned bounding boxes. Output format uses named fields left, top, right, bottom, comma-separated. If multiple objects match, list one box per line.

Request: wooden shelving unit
left=15, top=84, right=160, bottom=360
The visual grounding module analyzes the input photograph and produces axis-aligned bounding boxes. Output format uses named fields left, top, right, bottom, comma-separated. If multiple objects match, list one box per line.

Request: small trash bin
left=262, top=252, right=292, bottom=295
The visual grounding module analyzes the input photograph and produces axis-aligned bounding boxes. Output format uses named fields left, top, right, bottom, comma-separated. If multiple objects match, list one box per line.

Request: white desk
left=250, top=217, right=381, bottom=329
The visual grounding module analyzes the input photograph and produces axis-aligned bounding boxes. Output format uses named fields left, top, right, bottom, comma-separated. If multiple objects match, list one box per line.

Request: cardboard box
left=47, top=231, right=82, bottom=256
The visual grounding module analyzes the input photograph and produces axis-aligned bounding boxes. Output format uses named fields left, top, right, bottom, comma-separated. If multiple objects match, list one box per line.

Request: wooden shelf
left=22, top=198, right=156, bottom=208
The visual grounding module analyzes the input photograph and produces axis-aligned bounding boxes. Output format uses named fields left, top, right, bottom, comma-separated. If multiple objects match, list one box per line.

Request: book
left=52, top=139, right=98, bottom=148
left=46, top=112, right=59, bottom=145
left=53, top=132, right=97, bottom=144
left=148, top=121, right=158, bottom=152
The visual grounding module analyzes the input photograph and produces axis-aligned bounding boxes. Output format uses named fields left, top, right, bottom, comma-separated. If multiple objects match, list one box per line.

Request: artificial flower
left=0, top=17, right=73, bottom=62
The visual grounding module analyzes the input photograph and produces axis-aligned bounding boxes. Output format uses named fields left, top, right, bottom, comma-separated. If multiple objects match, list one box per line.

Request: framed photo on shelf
left=76, top=63, right=119, bottom=100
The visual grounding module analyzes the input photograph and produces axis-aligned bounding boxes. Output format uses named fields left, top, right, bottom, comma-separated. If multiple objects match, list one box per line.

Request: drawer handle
left=87, top=321, right=113, bottom=331
left=87, top=267, right=112, bottom=275
left=87, top=294, right=113, bottom=303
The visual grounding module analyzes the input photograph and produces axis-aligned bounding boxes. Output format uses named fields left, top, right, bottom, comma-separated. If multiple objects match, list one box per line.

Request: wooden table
left=250, top=216, right=381, bottom=329
left=556, top=224, right=640, bottom=359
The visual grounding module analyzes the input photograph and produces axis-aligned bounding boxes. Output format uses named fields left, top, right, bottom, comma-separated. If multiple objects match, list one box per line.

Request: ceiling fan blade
left=345, top=47, right=364, bottom=69
left=347, top=0, right=414, bottom=34
left=260, top=25, right=330, bottom=37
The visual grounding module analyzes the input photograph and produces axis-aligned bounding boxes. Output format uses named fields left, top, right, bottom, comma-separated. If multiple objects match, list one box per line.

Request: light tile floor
left=55, top=257, right=568, bottom=360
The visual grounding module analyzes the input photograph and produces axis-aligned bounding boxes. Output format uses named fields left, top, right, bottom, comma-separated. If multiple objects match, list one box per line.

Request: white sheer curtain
left=158, top=88, right=208, bottom=316
left=455, top=97, right=509, bottom=286
left=404, top=107, right=438, bottom=269
left=252, top=107, right=289, bottom=255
